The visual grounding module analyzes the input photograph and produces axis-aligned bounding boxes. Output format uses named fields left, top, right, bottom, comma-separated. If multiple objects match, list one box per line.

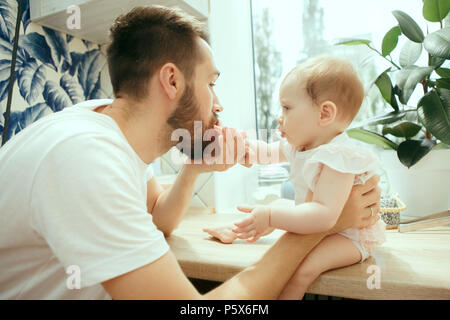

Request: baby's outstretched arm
left=232, top=206, right=275, bottom=242
left=245, top=140, right=287, bottom=165
left=203, top=210, right=275, bottom=244
left=234, top=165, right=355, bottom=237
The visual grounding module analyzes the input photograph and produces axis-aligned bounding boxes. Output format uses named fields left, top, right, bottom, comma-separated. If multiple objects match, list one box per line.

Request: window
left=250, top=0, right=427, bottom=200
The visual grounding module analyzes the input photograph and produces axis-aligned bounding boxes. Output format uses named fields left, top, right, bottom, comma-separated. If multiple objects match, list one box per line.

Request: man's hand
left=331, top=174, right=382, bottom=234
left=185, top=126, right=247, bottom=174
left=232, top=206, right=274, bottom=242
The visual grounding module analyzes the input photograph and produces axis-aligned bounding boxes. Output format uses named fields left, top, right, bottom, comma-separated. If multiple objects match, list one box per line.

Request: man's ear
left=318, top=101, right=337, bottom=126
left=159, top=63, right=184, bottom=100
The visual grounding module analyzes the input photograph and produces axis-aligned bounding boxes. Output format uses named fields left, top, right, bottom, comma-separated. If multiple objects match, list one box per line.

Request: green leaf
left=424, top=27, right=450, bottom=59
left=436, top=78, right=450, bottom=89
left=382, top=121, right=422, bottom=138
left=429, top=54, right=446, bottom=68
left=423, top=0, right=450, bottom=22
left=417, top=88, right=450, bottom=144
left=363, top=111, right=407, bottom=126
left=374, top=70, right=399, bottom=111
left=399, top=40, right=423, bottom=67
left=382, top=26, right=402, bottom=56
left=397, top=139, right=434, bottom=168
left=334, top=38, right=371, bottom=46
left=395, top=66, right=434, bottom=103
left=436, top=67, right=450, bottom=77
left=347, top=128, right=398, bottom=150
left=374, top=70, right=392, bottom=102
left=392, top=10, right=425, bottom=43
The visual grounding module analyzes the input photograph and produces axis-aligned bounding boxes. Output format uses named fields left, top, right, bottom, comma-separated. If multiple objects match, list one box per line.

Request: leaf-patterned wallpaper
left=0, top=0, right=216, bottom=208
left=0, top=0, right=113, bottom=142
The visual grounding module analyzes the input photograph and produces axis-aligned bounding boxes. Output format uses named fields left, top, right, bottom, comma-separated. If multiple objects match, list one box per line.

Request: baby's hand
left=220, top=127, right=253, bottom=168
left=231, top=131, right=255, bottom=168
left=233, top=206, right=272, bottom=242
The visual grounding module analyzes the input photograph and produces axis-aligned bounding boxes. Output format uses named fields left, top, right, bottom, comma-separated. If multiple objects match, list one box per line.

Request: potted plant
left=336, top=1, right=450, bottom=218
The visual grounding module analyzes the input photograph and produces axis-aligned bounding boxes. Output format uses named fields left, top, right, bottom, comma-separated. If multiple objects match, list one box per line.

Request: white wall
left=208, top=0, right=259, bottom=212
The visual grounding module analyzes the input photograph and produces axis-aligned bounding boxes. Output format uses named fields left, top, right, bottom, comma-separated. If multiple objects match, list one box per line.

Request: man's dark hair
left=107, top=5, right=210, bottom=101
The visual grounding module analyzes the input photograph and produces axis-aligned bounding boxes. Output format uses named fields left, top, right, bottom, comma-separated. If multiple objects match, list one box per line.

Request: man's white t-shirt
left=0, top=99, right=170, bottom=299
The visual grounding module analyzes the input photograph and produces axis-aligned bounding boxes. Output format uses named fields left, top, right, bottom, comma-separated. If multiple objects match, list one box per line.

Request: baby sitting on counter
left=203, top=56, right=386, bottom=300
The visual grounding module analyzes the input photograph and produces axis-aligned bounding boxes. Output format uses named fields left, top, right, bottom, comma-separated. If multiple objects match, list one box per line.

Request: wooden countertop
left=166, top=203, right=450, bottom=300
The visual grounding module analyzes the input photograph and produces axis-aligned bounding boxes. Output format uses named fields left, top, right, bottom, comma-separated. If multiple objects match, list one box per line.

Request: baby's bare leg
left=203, top=225, right=237, bottom=244
left=278, top=233, right=362, bottom=300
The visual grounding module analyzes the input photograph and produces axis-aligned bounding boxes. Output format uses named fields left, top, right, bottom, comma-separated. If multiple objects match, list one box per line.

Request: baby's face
left=277, top=75, right=321, bottom=149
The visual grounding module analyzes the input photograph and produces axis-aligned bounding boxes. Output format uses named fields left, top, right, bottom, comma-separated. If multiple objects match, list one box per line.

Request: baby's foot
left=202, top=225, right=237, bottom=244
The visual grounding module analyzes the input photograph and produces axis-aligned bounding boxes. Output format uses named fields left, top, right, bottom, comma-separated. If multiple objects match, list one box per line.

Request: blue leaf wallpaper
left=0, top=0, right=113, bottom=142
left=0, top=0, right=17, bottom=44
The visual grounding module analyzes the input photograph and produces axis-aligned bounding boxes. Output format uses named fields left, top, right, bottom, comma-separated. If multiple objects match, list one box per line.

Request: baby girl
left=203, top=55, right=386, bottom=300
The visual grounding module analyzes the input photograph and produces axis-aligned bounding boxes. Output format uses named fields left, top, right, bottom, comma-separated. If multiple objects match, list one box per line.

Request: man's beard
left=166, top=83, right=219, bottom=160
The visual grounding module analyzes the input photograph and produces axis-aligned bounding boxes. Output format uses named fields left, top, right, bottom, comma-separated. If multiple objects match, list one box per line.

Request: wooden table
left=166, top=204, right=450, bottom=300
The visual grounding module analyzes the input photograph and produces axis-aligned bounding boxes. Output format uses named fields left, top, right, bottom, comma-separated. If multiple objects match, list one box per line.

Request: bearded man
left=0, top=5, right=381, bottom=299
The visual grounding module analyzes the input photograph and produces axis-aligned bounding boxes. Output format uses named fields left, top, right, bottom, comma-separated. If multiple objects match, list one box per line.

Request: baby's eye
left=282, top=106, right=289, bottom=110
left=209, top=83, right=216, bottom=88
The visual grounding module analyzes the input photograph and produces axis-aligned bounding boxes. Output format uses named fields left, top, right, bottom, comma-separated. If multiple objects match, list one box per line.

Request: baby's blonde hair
left=285, top=55, right=365, bottom=124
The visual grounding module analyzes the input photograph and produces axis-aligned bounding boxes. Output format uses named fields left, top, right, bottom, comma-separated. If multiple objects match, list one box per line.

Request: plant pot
left=379, top=148, right=450, bottom=219
left=379, top=195, right=406, bottom=229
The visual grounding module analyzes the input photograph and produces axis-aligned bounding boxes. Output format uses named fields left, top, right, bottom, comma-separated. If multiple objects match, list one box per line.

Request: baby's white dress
left=280, top=132, right=386, bottom=262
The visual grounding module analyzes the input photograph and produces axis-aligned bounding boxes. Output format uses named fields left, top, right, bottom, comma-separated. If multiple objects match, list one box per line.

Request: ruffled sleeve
left=302, top=143, right=380, bottom=192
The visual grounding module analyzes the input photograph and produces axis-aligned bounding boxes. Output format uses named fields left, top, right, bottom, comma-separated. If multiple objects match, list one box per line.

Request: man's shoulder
left=71, top=98, right=114, bottom=110
left=49, top=130, right=135, bottom=169
left=42, top=100, right=127, bottom=154
left=32, top=110, right=135, bottom=177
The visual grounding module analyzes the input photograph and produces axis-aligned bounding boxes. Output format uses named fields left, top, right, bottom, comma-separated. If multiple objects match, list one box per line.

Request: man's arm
left=204, top=231, right=327, bottom=299
left=103, top=175, right=382, bottom=300
left=149, top=126, right=252, bottom=236
left=102, top=230, right=328, bottom=300
left=148, top=127, right=240, bottom=236
left=148, top=165, right=200, bottom=237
